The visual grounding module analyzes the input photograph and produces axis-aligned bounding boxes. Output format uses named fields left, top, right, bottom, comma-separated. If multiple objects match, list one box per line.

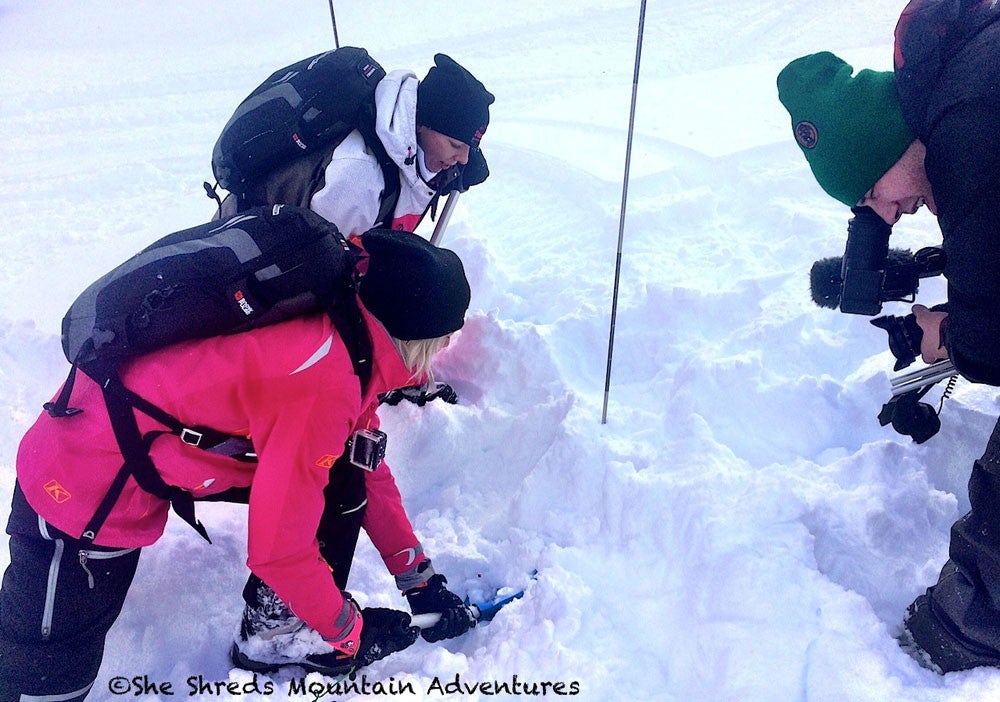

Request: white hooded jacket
left=310, top=69, right=438, bottom=235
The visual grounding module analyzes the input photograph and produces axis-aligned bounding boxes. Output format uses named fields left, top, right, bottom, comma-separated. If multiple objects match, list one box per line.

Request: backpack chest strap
left=108, top=380, right=257, bottom=460
left=80, top=373, right=260, bottom=544
left=81, top=376, right=212, bottom=544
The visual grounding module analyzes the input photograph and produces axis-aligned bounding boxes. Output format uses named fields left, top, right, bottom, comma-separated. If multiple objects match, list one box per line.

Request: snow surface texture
left=2, top=1, right=1000, bottom=700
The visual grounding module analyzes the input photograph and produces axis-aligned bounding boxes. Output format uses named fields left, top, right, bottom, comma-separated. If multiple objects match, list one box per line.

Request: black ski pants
left=920, top=415, right=1000, bottom=654
left=0, top=457, right=367, bottom=702
left=0, top=484, right=141, bottom=702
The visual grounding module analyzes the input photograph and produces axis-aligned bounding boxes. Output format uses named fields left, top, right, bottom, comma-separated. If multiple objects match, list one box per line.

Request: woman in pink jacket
left=0, top=230, right=475, bottom=701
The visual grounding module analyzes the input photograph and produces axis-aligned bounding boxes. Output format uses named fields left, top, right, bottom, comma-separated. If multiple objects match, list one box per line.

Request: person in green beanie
left=777, top=50, right=946, bottom=367
left=778, top=0, right=1000, bottom=674
left=777, top=50, right=928, bottom=216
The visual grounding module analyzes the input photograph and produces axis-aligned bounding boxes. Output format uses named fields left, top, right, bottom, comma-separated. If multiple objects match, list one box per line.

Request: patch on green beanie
left=777, top=51, right=914, bottom=206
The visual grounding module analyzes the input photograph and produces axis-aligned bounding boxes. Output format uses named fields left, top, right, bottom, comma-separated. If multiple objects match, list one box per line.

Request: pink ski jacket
left=16, top=305, right=422, bottom=640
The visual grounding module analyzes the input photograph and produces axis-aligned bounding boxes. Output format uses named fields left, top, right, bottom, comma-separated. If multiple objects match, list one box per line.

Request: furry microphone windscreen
left=810, top=256, right=844, bottom=309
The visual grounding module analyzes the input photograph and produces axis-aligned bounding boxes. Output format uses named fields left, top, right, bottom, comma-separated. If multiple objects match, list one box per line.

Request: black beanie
left=416, top=54, right=495, bottom=148
left=359, top=230, right=472, bottom=341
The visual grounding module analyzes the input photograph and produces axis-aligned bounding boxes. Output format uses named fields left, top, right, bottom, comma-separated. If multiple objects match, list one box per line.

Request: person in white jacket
left=312, top=53, right=494, bottom=236
left=218, top=53, right=494, bottom=237
left=309, top=53, right=493, bottom=408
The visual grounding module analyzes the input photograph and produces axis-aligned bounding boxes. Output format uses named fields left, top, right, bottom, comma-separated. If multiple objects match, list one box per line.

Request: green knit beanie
left=777, top=51, right=914, bottom=206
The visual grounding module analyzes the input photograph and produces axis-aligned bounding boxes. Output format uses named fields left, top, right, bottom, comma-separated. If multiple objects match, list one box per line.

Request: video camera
left=809, top=206, right=955, bottom=443
left=809, top=206, right=945, bottom=317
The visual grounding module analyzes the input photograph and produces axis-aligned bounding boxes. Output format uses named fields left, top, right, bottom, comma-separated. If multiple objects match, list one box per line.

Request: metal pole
left=327, top=0, right=340, bottom=48
left=430, top=192, right=460, bottom=246
left=602, top=0, right=647, bottom=424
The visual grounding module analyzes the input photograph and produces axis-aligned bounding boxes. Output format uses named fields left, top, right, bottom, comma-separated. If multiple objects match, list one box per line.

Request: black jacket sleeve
left=894, top=1, right=1000, bottom=383
left=927, top=98, right=1000, bottom=384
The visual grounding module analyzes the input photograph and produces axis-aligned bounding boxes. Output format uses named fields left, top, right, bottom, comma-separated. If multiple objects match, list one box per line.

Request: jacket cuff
left=395, top=557, right=436, bottom=592
left=323, top=596, right=362, bottom=658
left=384, top=543, right=429, bottom=576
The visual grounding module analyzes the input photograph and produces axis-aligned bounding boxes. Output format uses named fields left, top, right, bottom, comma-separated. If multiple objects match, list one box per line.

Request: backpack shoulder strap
left=83, top=373, right=213, bottom=544
left=355, top=104, right=401, bottom=229
left=322, top=276, right=373, bottom=394
left=371, top=145, right=401, bottom=229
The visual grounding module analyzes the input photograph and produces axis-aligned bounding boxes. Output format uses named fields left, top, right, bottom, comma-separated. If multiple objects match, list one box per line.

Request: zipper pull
left=79, top=551, right=95, bottom=590
left=192, top=478, right=216, bottom=492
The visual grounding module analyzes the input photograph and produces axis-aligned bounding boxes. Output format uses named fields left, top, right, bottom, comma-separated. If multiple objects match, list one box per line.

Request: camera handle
left=890, top=359, right=958, bottom=396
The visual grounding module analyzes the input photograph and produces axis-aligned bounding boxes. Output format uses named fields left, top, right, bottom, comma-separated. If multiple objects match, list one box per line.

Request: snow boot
left=229, top=577, right=354, bottom=677
left=899, top=593, right=1000, bottom=673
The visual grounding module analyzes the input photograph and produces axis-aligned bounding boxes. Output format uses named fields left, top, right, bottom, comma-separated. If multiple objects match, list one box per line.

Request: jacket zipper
left=37, top=516, right=62, bottom=641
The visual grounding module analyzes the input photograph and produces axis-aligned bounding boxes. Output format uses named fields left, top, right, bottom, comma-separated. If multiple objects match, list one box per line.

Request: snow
left=2, top=1, right=1000, bottom=700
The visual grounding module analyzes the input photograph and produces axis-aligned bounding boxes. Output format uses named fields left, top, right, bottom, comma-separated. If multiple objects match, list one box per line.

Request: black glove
left=379, top=382, right=458, bottom=407
left=456, top=149, right=490, bottom=191
left=431, top=150, right=490, bottom=196
left=354, top=607, right=420, bottom=668
left=878, top=390, right=941, bottom=444
left=305, top=606, right=418, bottom=679
left=871, top=313, right=924, bottom=371
left=405, top=574, right=477, bottom=643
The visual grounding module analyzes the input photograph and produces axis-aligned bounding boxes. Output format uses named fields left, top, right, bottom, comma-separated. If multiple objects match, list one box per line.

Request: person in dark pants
left=0, top=230, right=476, bottom=701
left=1, top=485, right=141, bottom=701
left=777, top=0, right=1000, bottom=674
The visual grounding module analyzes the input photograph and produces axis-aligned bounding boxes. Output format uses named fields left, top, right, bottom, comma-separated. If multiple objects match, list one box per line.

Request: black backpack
left=46, top=205, right=372, bottom=543
left=208, top=47, right=400, bottom=219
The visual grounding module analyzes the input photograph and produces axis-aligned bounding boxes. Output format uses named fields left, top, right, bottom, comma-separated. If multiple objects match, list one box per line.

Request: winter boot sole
left=229, top=642, right=354, bottom=678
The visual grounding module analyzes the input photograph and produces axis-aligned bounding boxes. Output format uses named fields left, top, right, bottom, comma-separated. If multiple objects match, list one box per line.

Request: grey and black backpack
left=46, top=205, right=372, bottom=543
left=207, top=47, right=401, bottom=223
left=205, top=46, right=487, bottom=225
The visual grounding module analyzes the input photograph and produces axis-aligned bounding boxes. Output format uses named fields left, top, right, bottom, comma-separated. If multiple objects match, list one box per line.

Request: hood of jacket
left=373, top=69, right=427, bottom=191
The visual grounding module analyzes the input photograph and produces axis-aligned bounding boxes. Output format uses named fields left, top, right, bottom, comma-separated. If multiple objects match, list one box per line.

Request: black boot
left=901, top=586, right=1000, bottom=673
left=229, top=576, right=354, bottom=677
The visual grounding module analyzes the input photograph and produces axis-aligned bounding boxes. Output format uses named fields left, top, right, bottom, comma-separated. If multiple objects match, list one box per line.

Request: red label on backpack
left=234, top=290, right=254, bottom=316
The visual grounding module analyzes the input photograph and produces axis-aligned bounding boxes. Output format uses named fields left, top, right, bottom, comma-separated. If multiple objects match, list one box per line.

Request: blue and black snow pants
left=0, top=484, right=141, bottom=702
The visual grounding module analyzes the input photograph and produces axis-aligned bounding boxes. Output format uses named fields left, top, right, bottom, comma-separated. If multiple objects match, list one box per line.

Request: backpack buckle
left=180, top=428, right=205, bottom=447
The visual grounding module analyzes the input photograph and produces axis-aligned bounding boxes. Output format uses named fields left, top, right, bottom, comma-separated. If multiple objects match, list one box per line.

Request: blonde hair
left=392, top=335, right=452, bottom=386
